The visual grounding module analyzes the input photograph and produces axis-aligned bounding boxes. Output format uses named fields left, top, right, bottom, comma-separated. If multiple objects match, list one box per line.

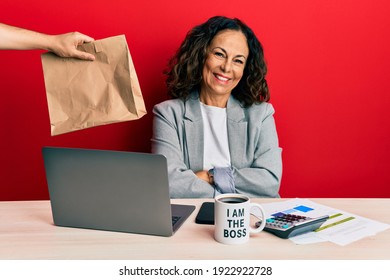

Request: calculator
left=258, top=213, right=329, bottom=239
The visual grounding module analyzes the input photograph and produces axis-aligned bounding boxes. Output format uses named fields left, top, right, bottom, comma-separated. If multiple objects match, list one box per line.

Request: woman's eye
left=214, top=52, right=224, bottom=58
left=234, top=59, right=244, bottom=64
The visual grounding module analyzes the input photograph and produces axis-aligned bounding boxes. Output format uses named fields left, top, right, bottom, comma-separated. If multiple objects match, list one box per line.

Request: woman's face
left=201, top=29, right=249, bottom=98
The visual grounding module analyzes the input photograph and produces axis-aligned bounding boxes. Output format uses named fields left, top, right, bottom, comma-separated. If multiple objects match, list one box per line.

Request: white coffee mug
left=214, top=193, right=266, bottom=245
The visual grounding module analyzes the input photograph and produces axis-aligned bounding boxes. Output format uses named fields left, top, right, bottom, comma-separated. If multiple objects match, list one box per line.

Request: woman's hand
left=196, top=170, right=212, bottom=184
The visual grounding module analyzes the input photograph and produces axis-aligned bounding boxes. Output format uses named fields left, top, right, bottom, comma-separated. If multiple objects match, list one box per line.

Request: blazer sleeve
left=232, top=103, right=283, bottom=198
left=151, top=101, right=215, bottom=198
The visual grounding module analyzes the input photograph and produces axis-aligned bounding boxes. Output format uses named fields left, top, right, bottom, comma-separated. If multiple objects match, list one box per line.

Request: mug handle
left=249, top=203, right=266, bottom=233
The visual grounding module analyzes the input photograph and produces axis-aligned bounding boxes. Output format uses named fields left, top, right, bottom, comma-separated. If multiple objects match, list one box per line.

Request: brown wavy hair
left=165, top=16, right=269, bottom=107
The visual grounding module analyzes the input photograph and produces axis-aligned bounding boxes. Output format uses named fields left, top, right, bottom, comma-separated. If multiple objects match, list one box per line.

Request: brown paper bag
left=41, top=35, right=147, bottom=135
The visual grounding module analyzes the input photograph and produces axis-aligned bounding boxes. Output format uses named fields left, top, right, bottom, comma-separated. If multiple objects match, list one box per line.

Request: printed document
left=259, top=198, right=390, bottom=246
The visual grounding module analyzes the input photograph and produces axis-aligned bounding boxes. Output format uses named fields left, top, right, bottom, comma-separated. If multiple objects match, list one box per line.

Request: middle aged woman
left=151, top=16, right=282, bottom=198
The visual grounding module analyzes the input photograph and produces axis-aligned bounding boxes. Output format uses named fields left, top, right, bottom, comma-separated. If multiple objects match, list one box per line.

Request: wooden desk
left=1, top=198, right=389, bottom=260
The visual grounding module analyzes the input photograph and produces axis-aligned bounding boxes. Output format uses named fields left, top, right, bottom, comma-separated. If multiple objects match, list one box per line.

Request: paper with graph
left=259, top=198, right=390, bottom=246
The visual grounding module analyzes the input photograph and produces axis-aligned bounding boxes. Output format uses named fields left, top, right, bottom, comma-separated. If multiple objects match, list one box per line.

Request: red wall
left=1, top=0, right=389, bottom=200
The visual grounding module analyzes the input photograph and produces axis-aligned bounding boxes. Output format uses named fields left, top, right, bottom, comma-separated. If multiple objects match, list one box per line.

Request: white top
left=200, top=102, right=231, bottom=170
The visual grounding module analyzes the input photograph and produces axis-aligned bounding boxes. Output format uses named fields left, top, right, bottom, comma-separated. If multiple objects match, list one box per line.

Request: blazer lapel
left=184, top=95, right=204, bottom=170
left=227, top=96, right=247, bottom=168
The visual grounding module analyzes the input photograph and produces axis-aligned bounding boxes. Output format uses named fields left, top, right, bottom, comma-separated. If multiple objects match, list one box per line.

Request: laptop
left=42, top=147, right=195, bottom=237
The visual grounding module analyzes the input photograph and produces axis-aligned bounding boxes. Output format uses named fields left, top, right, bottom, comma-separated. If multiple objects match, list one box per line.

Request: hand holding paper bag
left=41, top=35, right=146, bottom=135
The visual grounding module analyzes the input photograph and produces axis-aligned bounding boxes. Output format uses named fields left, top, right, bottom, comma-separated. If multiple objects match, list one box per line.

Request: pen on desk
left=315, top=216, right=355, bottom=232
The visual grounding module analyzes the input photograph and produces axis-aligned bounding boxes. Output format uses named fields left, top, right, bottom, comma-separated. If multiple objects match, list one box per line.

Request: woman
left=152, top=16, right=282, bottom=198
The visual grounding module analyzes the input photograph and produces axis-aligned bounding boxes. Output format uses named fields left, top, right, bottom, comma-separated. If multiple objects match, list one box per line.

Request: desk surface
left=1, top=198, right=389, bottom=260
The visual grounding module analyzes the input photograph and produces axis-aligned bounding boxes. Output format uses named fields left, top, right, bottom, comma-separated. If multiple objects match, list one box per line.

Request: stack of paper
left=259, top=198, right=390, bottom=246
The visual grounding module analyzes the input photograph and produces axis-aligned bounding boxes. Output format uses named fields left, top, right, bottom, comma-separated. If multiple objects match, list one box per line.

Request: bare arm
left=0, top=23, right=95, bottom=60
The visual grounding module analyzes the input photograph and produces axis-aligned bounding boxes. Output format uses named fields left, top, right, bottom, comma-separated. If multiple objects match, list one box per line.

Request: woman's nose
left=220, top=59, right=232, bottom=73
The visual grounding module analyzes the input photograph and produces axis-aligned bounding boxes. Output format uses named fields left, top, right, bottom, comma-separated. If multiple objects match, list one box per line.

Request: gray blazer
left=151, top=92, right=282, bottom=198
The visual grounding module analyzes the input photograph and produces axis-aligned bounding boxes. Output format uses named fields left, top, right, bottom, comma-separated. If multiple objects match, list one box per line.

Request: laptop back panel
left=43, top=147, right=174, bottom=236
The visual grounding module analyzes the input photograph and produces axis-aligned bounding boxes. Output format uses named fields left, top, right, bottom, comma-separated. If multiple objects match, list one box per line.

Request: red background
left=1, top=0, right=389, bottom=200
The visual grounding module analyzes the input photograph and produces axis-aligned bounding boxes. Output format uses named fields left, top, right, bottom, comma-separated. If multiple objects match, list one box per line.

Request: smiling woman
left=151, top=16, right=282, bottom=198
left=200, top=29, right=248, bottom=107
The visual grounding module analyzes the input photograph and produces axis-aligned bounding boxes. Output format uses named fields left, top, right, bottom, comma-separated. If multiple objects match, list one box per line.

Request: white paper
left=258, top=198, right=390, bottom=246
